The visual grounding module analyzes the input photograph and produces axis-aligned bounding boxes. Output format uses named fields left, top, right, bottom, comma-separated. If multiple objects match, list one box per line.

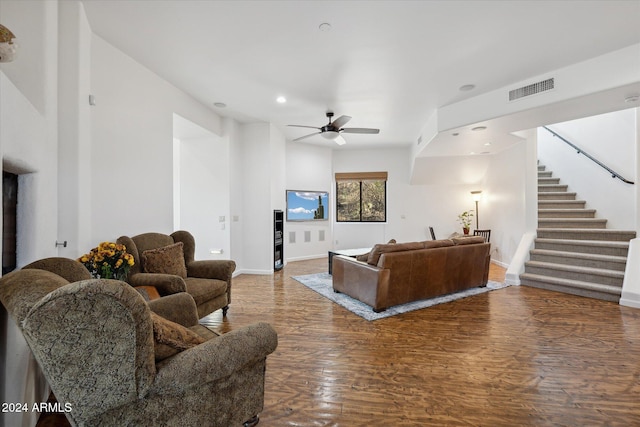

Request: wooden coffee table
left=328, top=248, right=370, bottom=274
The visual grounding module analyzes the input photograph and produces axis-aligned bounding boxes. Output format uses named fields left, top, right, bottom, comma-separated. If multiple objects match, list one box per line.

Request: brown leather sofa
left=332, top=236, right=491, bottom=312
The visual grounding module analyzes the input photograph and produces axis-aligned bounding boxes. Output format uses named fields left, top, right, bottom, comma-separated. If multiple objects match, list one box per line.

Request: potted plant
left=457, top=210, right=474, bottom=235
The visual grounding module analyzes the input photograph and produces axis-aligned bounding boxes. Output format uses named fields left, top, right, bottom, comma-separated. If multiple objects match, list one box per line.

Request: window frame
left=335, top=172, right=388, bottom=223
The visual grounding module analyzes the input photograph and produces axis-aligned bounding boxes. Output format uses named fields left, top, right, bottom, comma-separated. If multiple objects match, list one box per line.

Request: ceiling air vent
left=509, top=78, right=554, bottom=101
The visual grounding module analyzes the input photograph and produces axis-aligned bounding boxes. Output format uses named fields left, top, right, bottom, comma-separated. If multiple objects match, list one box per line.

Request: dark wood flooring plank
left=205, top=258, right=640, bottom=426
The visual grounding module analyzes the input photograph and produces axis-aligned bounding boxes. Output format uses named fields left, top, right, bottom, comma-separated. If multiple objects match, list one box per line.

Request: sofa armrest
left=127, top=273, right=187, bottom=295
left=147, top=292, right=199, bottom=328
left=332, top=255, right=391, bottom=312
left=187, top=260, right=236, bottom=281
left=152, top=322, right=278, bottom=393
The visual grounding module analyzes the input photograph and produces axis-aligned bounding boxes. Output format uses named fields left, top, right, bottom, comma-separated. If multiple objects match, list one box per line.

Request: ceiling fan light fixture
left=322, top=130, right=339, bottom=140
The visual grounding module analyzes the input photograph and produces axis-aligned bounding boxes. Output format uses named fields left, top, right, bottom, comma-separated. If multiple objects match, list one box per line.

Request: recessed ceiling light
left=471, top=126, right=487, bottom=131
left=452, top=132, right=459, bottom=136
left=319, top=22, right=332, bottom=32
left=213, top=102, right=226, bottom=108
left=459, top=84, right=475, bottom=92
left=276, top=96, right=287, bottom=103
left=484, top=142, right=492, bottom=146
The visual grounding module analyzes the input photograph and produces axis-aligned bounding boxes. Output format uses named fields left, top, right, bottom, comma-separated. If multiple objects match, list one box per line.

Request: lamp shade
left=471, top=190, right=482, bottom=202
left=0, top=24, right=18, bottom=63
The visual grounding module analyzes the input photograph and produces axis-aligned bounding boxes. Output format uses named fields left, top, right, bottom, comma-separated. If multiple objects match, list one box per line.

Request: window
left=335, top=172, right=387, bottom=222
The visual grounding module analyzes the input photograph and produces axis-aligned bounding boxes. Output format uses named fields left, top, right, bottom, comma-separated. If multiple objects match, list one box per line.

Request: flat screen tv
left=286, top=190, right=329, bottom=221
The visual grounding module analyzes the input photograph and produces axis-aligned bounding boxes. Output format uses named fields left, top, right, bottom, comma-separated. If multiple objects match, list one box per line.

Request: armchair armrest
left=187, top=260, right=236, bottom=281
left=152, top=322, right=278, bottom=393
left=127, top=273, right=187, bottom=295
left=147, top=292, right=198, bottom=328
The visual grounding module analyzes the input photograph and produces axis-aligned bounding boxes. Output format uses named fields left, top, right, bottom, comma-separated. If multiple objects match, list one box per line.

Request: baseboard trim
left=491, top=259, right=509, bottom=269
left=233, top=268, right=273, bottom=276
left=620, top=291, right=640, bottom=309
left=286, top=254, right=327, bottom=263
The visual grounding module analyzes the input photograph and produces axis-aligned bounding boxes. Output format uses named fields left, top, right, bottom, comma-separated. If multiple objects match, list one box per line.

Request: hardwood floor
left=206, top=258, right=640, bottom=426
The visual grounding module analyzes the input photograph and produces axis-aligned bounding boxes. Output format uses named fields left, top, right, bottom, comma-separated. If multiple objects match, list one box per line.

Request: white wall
left=237, top=123, right=283, bottom=274
left=483, top=141, right=531, bottom=266
left=332, top=147, right=492, bottom=249
left=538, top=109, right=637, bottom=229
left=284, top=142, right=333, bottom=261
left=0, top=1, right=60, bottom=425
left=90, top=34, right=222, bottom=243
left=177, top=132, right=230, bottom=260
left=226, top=118, right=245, bottom=268
left=57, top=0, right=93, bottom=258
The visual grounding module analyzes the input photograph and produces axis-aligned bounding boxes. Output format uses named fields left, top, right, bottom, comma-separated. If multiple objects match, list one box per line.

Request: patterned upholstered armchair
left=117, top=230, right=235, bottom=318
left=0, top=261, right=277, bottom=427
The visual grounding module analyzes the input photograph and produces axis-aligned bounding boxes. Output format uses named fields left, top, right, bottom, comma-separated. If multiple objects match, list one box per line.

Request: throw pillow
left=142, top=242, right=187, bottom=278
left=356, top=239, right=396, bottom=262
left=150, top=311, right=205, bottom=361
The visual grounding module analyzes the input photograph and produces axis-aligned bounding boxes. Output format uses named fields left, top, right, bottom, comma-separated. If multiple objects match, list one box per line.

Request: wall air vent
left=509, top=78, right=554, bottom=101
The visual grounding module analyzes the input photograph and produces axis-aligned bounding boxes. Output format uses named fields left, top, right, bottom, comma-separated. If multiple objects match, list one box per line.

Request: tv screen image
left=286, top=190, right=329, bottom=221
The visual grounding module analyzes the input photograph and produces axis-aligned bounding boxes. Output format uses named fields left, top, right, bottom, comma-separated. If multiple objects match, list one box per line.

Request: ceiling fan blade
left=292, top=132, right=321, bottom=142
left=331, top=115, right=352, bottom=129
left=334, top=135, right=347, bottom=146
left=341, top=127, right=380, bottom=134
left=288, top=125, right=321, bottom=130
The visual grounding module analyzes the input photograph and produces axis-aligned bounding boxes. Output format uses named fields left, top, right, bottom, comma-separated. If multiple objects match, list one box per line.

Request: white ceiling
left=81, top=0, right=640, bottom=153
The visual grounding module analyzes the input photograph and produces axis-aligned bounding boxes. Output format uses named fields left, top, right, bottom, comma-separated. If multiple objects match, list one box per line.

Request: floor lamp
left=471, top=191, right=482, bottom=229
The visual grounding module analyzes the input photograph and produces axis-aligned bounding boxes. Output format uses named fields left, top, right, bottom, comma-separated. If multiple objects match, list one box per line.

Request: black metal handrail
left=543, top=126, right=634, bottom=185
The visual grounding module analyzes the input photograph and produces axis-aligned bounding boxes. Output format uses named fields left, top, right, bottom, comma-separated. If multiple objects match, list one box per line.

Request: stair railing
left=543, top=126, right=635, bottom=185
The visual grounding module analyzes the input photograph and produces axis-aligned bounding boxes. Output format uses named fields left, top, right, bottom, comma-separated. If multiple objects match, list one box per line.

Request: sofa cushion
left=141, top=242, right=187, bottom=278
left=184, top=277, right=227, bottom=306
left=150, top=311, right=205, bottom=361
left=367, top=241, right=423, bottom=266
left=452, top=236, right=486, bottom=245
left=422, top=239, right=455, bottom=249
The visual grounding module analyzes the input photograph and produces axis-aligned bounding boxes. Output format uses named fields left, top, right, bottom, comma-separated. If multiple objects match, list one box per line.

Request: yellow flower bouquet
left=78, top=242, right=135, bottom=281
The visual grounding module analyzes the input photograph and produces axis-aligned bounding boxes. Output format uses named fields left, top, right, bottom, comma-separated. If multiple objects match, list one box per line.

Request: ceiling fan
left=288, top=112, right=380, bottom=145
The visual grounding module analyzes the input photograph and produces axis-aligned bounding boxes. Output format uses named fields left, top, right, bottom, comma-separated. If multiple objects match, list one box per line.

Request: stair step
left=538, top=177, right=560, bottom=185
left=539, top=184, right=569, bottom=192
left=520, top=273, right=622, bottom=302
left=538, top=209, right=596, bottom=218
left=534, top=238, right=630, bottom=257
left=538, top=218, right=607, bottom=229
left=529, top=249, right=628, bottom=271
left=538, top=170, right=553, bottom=178
left=538, top=192, right=577, bottom=201
left=538, top=165, right=546, bottom=171
left=538, top=200, right=586, bottom=209
left=537, top=228, right=636, bottom=241
left=524, top=260, right=624, bottom=287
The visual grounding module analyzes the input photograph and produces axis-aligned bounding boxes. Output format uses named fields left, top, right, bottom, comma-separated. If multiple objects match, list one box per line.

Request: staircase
left=519, top=163, right=636, bottom=302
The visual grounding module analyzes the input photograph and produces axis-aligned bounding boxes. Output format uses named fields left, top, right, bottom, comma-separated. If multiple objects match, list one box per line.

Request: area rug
left=292, top=273, right=509, bottom=321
